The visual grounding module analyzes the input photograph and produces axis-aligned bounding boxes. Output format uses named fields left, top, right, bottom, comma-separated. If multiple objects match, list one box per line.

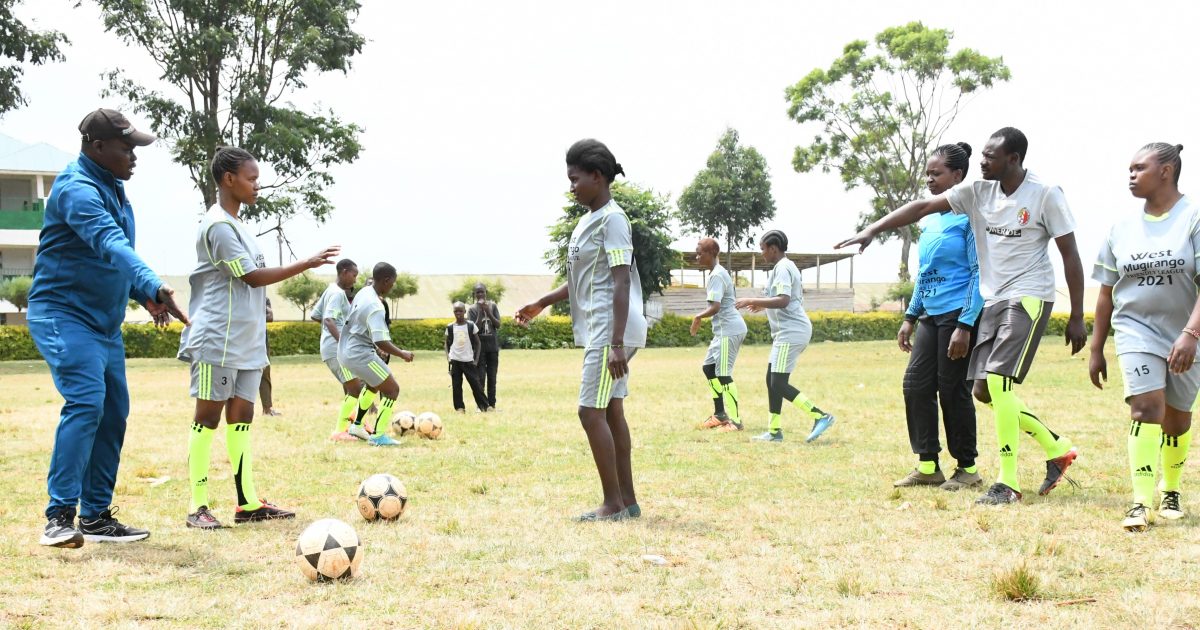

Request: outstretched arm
left=516, top=284, right=569, bottom=325
left=835, top=196, right=952, bottom=253
left=241, top=246, right=340, bottom=288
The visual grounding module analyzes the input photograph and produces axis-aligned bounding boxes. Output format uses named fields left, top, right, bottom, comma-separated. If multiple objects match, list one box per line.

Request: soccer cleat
left=716, top=420, right=743, bottom=432
left=40, top=508, right=83, bottom=548
left=626, top=503, right=641, bottom=518
left=574, top=508, right=629, bottom=522
left=893, top=468, right=946, bottom=487
left=329, top=430, right=357, bottom=443
left=234, top=500, right=295, bottom=524
left=347, top=423, right=371, bottom=441
left=700, top=415, right=727, bottom=429
left=752, top=430, right=783, bottom=442
left=1158, top=490, right=1184, bottom=521
left=1122, top=503, right=1152, bottom=532
left=939, top=468, right=984, bottom=491
left=975, top=482, right=1022, bottom=505
left=1038, top=447, right=1079, bottom=496
left=369, top=433, right=400, bottom=447
left=78, top=506, right=149, bottom=542
left=805, top=414, right=835, bottom=443
left=186, top=506, right=224, bottom=529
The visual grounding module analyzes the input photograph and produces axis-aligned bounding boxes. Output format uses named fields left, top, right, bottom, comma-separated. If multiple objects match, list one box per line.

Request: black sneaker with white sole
left=78, top=506, right=150, bottom=543
left=40, top=507, right=84, bottom=548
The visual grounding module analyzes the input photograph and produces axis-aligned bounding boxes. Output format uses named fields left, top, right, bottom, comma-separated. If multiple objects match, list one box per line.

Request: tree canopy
left=278, top=271, right=324, bottom=320
left=447, top=278, right=506, bottom=306
left=0, top=0, right=67, bottom=118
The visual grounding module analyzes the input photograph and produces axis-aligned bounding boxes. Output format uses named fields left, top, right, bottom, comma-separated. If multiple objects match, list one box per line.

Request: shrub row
left=0, top=312, right=1100, bottom=361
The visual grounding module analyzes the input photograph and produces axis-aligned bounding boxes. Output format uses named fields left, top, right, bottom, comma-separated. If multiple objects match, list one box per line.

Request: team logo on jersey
left=1017, top=208, right=1030, bottom=226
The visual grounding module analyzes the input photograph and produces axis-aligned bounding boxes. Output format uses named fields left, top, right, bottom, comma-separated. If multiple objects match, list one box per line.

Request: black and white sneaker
left=40, top=508, right=84, bottom=548
left=78, top=506, right=150, bottom=543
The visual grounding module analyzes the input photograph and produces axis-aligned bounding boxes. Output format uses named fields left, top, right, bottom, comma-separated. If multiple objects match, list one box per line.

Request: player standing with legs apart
left=894, top=143, right=984, bottom=491
left=837, top=127, right=1084, bottom=505
left=736, top=231, right=836, bottom=443
left=690, top=238, right=748, bottom=431
left=338, top=263, right=415, bottom=446
left=517, top=139, right=648, bottom=521
left=312, top=259, right=361, bottom=442
left=179, top=147, right=339, bottom=529
left=1090, top=143, right=1196, bottom=531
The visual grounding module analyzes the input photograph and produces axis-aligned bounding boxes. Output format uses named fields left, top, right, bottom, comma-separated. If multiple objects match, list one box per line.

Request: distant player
left=735, top=230, right=835, bottom=443
left=338, top=262, right=415, bottom=447
left=689, top=237, right=747, bottom=431
left=837, top=127, right=1083, bottom=505
left=311, top=258, right=360, bottom=442
left=179, top=146, right=339, bottom=529
left=1091, top=142, right=1195, bottom=531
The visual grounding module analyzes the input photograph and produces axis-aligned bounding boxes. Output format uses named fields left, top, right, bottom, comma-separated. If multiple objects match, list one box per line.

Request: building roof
left=0, top=132, right=74, bottom=175
left=675, top=250, right=855, bottom=273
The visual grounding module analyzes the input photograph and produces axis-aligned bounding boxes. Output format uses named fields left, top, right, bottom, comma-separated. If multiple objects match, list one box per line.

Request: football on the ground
left=416, top=411, right=443, bottom=440
left=295, top=518, right=363, bottom=581
left=356, top=473, right=407, bottom=521
left=391, top=411, right=417, bottom=437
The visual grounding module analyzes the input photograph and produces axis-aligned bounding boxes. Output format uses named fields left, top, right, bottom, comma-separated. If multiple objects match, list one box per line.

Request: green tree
left=92, top=0, right=365, bottom=224
left=278, top=271, right=324, bottom=320
left=447, top=278, right=506, bottom=305
left=544, top=182, right=678, bottom=315
left=677, top=128, right=776, bottom=266
left=785, top=22, right=1010, bottom=280
left=352, top=266, right=419, bottom=315
left=0, top=1, right=67, bottom=118
left=884, top=279, right=915, bottom=311
left=0, top=275, right=31, bottom=311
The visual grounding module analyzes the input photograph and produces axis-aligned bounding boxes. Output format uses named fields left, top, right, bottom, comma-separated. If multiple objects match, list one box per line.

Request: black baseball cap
left=78, top=108, right=156, bottom=146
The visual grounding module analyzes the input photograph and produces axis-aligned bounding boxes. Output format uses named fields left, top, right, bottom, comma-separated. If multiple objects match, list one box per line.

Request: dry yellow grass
left=1, top=342, right=1198, bottom=628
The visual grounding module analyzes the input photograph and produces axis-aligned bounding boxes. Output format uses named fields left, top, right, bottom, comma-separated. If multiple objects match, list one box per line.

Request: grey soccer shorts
left=703, top=334, right=745, bottom=378
left=190, top=362, right=263, bottom=403
left=579, top=347, right=639, bottom=409
left=768, top=338, right=808, bottom=374
left=1119, top=352, right=1200, bottom=411
left=968, top=297, right=1053, bottom=384
left=323, top=357, right=354, bottom=384
left=341, top=352, right=392, bottom=388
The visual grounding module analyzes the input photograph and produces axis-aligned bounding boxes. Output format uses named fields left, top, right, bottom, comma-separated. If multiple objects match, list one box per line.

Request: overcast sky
left=6, top=0, right=1199, bottom=288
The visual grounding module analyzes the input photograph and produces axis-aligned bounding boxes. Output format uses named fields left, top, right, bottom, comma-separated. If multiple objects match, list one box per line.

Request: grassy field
left=1, top=341, right=1197, bottom=628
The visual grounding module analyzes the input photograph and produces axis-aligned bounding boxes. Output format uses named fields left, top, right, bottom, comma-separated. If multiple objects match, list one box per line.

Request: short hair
left=932, top=142, right=972, bottom=177
left=372, top=262, right=397, bottom=283
left=698, top=238, right=720, bottom=256
left=336, top=259, right=357, bottom=274
left=452, top=301, right=467, bottom=311
left=1141, top=142, right=1184, bottom=185
left=210, top=146, right=256, bottom=186
left=760, top=230, right=788, bottom=252
left=990, top=127, right=1028, bottom=163
left=473, top=282, right=487, bottom=292
left=566, top=139, right=625, bottom=183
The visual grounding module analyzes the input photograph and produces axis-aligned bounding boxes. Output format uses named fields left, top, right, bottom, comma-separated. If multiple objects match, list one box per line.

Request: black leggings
left=766, top=371, right=801, bottom=415
left=902, top=312, right=977, bottom=466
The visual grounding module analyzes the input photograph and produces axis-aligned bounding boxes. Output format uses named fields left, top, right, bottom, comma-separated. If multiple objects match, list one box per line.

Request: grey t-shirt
left=178, top=205, right=267, bottom=369
left=467, top=302, right=500, bottom=352
left=1094, top=195, right=1200, bottom=358
left=338, top=285, right=390, bottom=364
left=946, top=170, right=1076, bottom=304
left=706, top=263, right=747, bottom=337
left=764, top=257, right=811, bottom=343
left=311, top=283, right=351, bottom=361
left=566, top=200, right=648, bottom=349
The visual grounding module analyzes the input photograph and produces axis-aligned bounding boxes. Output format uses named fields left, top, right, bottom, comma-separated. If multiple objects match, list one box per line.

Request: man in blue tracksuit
left=27, top=109, right=187, bottom=548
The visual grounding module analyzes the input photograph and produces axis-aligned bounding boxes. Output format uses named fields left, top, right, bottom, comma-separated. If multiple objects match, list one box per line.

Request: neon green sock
left=373, top=397, right=396, bottom=435
left=707, top=378, right=722, bottom=400
left=188, top=423, right=214, bottom=512
left=963, top=465, right=978, bottom=474
left=335, top=394, right=356, bottom=433
left=227, top=423, right=262, bottom=510
left=1129, top=420, right=1162, bottom=505
left=1018, top=402, right=1072, bottom=459
left=1161, top=428, right=1192, bottom=492
left=722, top=381, right=740, bottom=423
left=355, top=389, right=377, bottom=425
left=768, top=412, right=782, bottom=433
left=987, top=373, right=1021, bottom=492
left=790, top=392, right=824, bottom=421
left=918, top=460, right=937, bottom=475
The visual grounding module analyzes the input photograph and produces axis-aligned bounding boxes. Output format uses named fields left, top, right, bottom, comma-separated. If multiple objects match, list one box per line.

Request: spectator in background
left=468, top=282, right=501, bottom=410
left=446, top=301, right=489, bottom=412
left=259, top=297, right=281, bottom=416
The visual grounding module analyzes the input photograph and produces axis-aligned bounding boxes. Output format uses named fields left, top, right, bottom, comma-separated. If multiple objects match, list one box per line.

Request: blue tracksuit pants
left=29, top=316, right=129, bottom=519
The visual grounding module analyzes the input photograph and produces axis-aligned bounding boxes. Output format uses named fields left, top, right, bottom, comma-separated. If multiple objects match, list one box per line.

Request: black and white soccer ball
left=295, top=518, right=363, bottom=582
left=356, top=473, right=407, bottom=521
left=416, top=412, right=443, bottom=440
left=391, top=410, right=417, bottom=438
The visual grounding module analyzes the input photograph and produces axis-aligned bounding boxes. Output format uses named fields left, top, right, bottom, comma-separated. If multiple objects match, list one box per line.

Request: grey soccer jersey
left=338, top=285, right=390, bottom=364
left=177, top=205, right=267, bottom=369
left=764, top=257, right=811, bottom=343
left=707, top=263, right=747, bottom=337
left=946, top=170, right=1076, bottom=304
left=1093, top=196, right=1200, bottom=358
left=311, top=283, right=351, bottom=361
left=566, top=200, right=648, bottom=349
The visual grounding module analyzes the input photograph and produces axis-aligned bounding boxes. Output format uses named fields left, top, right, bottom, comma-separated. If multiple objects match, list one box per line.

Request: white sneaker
left=347, top=424, right=370, bottom=441
left=1159, top=490, right=1184, bottom=520
left=1122, top=503, right=1153, bottom=532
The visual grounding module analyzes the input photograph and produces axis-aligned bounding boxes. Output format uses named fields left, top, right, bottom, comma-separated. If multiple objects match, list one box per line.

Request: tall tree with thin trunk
left=0, top=0, right=67, bottom=118
left=785, top=22, right=1010, bottom=281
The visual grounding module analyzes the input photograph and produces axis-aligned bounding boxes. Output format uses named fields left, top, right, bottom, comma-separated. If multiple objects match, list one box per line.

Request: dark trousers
left=902, top=311, right=978, bottom=465
left=478, top=349, right=499, bottom=407
left=259, top=364, right=273, bottom=409
left=451, top=360, right=489, bottom=411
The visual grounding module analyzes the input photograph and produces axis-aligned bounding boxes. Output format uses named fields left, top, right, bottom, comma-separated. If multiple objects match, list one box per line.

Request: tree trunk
left=726, top=232, right=733, bottom=269
left=898, top=229, right=913, bottom=282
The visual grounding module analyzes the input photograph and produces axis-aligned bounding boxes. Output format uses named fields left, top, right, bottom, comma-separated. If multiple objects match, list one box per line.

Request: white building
left=0, top=132, right=74, bottom=324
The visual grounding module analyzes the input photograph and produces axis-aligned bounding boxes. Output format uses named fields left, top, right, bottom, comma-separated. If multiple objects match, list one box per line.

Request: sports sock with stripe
left=789, top=393, right=825, bottom=421
left=986, top=373, right=1021, bottom=492
left=1161, top=428, right=1191, bottom=493
left=373, top=397, right=396, bottom=435
left=708, top=378, right=726, bottom=416
left=227, top=423, right=263, bottom=510
left=335, top=394, right=356, bottom=434
left=722, top=381, right=740, bottom=423
left=188, top=422, right=214, bottom=512
left=355, top=389, right=377, bottom=426
left=1018, top=403, right=1072, bottom=459
left=1129, top=420, right=1162, bottom=505
left=768, top=412, right=783, bottom=433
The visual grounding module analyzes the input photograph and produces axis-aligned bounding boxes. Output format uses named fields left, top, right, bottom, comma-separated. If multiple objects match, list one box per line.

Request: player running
left=1090, top=142, right=1195, bottom=532
left=690, top=238, right=748, bottom=431
left=311, top=259, right=361, bottom=442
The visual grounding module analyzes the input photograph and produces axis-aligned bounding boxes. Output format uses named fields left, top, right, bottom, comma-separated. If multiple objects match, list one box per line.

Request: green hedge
left=0, top=312, right=1102, bottom=361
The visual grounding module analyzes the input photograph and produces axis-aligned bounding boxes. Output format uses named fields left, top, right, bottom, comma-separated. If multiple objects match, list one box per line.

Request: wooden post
left=815, top=255, right=821, bottom=291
